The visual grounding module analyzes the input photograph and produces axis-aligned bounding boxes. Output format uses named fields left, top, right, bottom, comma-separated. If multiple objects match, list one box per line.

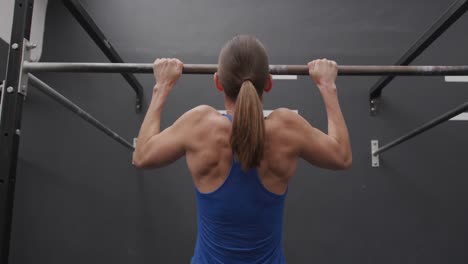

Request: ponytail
left=230, top=80, right=265, bottom=171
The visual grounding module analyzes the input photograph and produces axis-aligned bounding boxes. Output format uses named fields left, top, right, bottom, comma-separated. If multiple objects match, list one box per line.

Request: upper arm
left=133, top=105, right=211, bottom=169
left=272, top=108, right=349, bottom=170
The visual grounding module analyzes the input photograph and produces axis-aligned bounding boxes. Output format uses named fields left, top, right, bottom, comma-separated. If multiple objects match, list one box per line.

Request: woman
left=133, top=35, right=352, bottom=263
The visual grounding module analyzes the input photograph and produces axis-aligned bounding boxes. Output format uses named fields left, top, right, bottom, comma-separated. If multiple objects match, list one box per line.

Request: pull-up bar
left=23, top=62, right=468, bottom=76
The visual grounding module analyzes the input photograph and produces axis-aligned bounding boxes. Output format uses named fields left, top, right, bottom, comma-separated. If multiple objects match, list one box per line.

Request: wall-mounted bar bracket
left=371, top=140, right=380, bottom=168
left=62, top=0, right=144, bottom=112
left=370, top=98, right=380, bottom=115
left=368, top=0, right=468, bottom=115
left=371, top=101, right=468, bottom=168
left=18, top=39, right=31, bottom=96
left=0, top=80, right=4, bottom=123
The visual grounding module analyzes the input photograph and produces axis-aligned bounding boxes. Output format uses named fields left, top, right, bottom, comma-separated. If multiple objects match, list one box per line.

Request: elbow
left=132, top=155, right=143, bottom=169
left=133, top=150, right=163, bottom=169
left=340, top=151, right=353, bottom=170
left=341, top=155, right=353, bottom=170
left=132, top=159, right=144, bottom=169
left=132, top=152, right=148, bottom=169
left=334, top=152, right=352, bottom=170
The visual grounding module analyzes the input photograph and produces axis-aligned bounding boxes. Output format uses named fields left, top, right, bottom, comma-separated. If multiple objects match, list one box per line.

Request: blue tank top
left=191, top=114, right=287, bottom=264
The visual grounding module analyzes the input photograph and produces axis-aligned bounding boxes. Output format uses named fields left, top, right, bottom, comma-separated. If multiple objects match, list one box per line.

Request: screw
left=371, top=107, right=375, bottom=111
left=6, top=86, right=14, bottom=93
left=27, top=43, right=37, bottom=49
left=15, top=129, right=20, bottom=136
left=11, top=43, right=19, bottom=50
left=371, top=100, right=375, bottom=104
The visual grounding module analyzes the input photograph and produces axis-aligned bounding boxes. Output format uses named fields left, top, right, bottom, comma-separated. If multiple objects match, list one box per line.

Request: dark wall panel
left=4, top=0, right=468, bottom=263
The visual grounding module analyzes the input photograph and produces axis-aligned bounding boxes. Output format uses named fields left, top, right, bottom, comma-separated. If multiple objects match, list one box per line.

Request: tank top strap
left=223, top=113, right=233, bottom=122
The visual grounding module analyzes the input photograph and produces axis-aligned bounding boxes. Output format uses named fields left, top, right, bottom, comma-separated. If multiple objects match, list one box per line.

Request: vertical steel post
left=0, top=1, right=34, bottom=263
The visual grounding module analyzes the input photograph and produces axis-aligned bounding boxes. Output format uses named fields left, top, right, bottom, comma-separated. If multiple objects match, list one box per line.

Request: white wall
left=0, top=0, right=48, bottom=61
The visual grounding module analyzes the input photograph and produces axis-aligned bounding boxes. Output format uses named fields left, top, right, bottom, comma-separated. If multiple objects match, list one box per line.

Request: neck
left=224, top=95, right=236, bottom=115
left=223, top=94, right=265, bottom=116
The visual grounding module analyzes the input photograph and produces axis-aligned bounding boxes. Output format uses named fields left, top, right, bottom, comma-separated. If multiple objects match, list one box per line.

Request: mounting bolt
left=11, top=43, right=19, bottom=50
left=371, top=107, right=375, bottom=111
left=6, top=86, right=14, bottom=93
left=27, top=43, right=37, bottom=49
left=15, top=129, right=21, bottom=136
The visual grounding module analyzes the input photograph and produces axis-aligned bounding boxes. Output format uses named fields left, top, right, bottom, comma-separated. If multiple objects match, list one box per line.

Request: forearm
left=320, top=84, right=352, bottom=161
left=134, top=85, right=170, bottom=156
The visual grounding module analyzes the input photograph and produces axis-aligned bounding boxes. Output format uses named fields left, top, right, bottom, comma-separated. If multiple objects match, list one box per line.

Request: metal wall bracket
left=370, top=97, right=380, bottom=115
left=62, top=0, right=144, bottom=113
left=367, top=0, right=468, bottom=116
left=18, top=39, right=31, bottom=96
left=0, top=80, right=4, bottom=123
left=132, top=138, right=138, bottom=165
left=371, top=140, right=380, bottom=167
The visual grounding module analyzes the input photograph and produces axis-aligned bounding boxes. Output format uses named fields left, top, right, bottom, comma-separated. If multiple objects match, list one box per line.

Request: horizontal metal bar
left=23, top=62, right=468, bottom=76
left=28, top=74, right=134, bottom=150
left=369, top=0, right=468, bottom=98
left=373, top=100, right=468, bottom=156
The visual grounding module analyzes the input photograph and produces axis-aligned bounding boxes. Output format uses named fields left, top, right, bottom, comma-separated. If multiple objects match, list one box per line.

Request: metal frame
left=1, top=0, right=466, bottom=261
left=371, top=101, right=468, bottom=167
left=0, top=2, right=135, bottom=262
left=0, top=80, right=5, bottom=122
left=62, top=0, right=144, bottom=111
left=0, top=1, right=34, bottom=263
left=22, top=62, right=468, bottom=76
left=369, top=0, right=468, bottom=115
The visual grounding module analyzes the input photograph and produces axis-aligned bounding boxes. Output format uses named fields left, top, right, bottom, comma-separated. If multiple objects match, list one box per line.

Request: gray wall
left=2, top=0, right=468, bottom=263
